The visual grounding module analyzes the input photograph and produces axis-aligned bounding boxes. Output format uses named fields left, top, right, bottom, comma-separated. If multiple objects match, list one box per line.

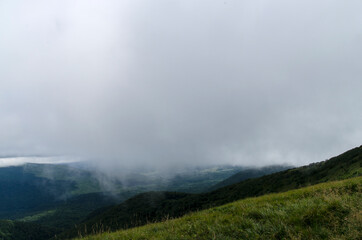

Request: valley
left=0, top=146, right=361, bottom=240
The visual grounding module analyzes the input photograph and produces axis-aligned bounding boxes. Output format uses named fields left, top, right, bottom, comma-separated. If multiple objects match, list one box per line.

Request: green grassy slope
left=202, top=145, right=362, bottom=206
left=64, top=146, right=362, bottom=237
left=77, top=176, right=362, bottom=240
left=63, top=146, right=362, bottom=238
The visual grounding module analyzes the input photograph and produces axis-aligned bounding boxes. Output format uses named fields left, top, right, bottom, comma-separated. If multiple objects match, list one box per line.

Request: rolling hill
left=0, top=163, right=251, bottom=237
left=64, top=145, right=362, bottom=239
left=1, top=146, right=360, bottom=239
left=76, top=176, right=362, bottom=240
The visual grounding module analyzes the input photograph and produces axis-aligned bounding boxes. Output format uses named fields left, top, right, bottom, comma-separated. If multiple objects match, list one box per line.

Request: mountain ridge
left=76, top=176, right=362, bottom=240
left=61, top=145, right=362, bottom=239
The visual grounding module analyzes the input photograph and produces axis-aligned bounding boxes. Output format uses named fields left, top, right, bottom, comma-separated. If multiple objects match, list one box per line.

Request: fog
left=1, top=0, right=361, bottom=172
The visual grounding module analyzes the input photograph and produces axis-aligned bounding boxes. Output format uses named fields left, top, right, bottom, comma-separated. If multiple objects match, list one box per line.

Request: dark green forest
left=0, top=220, right=58, bottom=240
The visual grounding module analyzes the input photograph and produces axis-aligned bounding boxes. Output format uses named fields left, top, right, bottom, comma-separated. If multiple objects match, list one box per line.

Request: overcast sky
left=0, top=0, right=361, bottom=170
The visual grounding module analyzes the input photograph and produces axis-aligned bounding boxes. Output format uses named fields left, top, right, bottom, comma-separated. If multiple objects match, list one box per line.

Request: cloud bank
left=1, top=0, right=362, bottom=170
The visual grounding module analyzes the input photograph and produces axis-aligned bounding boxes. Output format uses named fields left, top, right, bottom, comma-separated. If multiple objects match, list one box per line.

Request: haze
left=1, top=0, right=361, bottom=171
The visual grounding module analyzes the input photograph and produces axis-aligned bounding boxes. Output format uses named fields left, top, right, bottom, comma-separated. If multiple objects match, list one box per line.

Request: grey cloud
left=0, top=0, right=361, bottom=171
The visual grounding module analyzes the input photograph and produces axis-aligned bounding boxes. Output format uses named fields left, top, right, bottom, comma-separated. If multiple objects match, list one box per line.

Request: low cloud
left=0, top=156, right=78, bottom=168
left=0, top=0, right=361, bottom=171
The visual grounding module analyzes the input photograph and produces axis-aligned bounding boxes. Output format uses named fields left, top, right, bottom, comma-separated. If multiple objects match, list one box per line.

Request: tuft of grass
left=76, top=177, right=362, bottom=240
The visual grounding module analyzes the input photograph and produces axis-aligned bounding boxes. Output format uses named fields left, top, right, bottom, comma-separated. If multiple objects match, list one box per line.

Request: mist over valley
left=0, top=0, right=361, bottom=239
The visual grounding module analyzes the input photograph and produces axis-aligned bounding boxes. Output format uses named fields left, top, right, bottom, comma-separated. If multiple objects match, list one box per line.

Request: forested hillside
left=62, top=146, right=362, bottom=239
left=0, top=220, right=58, bottom=240
left=209, top=165, right=291, bottom=190
left=0, top=164, right=252, bottom=238
left=77, top=176, right=362, bottom=240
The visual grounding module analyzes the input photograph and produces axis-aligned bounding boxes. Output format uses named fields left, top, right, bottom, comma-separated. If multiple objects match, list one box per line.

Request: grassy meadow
left=76, top=176, right=362, bottom=240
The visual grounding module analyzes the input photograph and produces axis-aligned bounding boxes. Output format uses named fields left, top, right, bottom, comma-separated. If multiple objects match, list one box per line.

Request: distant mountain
left=209, top=165, right=292, bottom=190
left=0, top=166, right=75, bottom=219
left=0, top=163, right=121, bottom=220
left=64, top=145, right=362, bottom=238
left=160, top=165, right=249, bottom=193
left=0, top=162, right=246, bottom=236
